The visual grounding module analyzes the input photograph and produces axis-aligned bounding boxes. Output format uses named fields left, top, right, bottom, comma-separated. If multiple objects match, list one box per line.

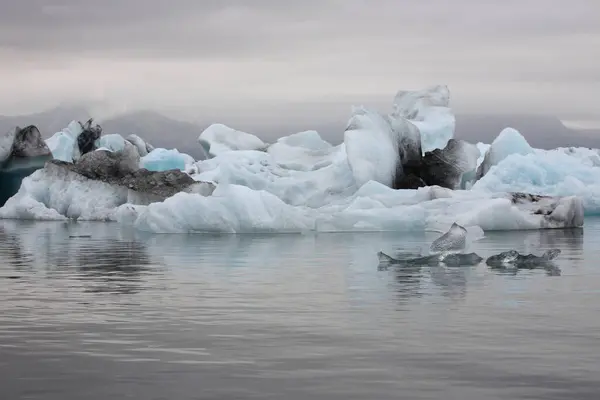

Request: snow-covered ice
left=198, top=123, right=266, bottom=157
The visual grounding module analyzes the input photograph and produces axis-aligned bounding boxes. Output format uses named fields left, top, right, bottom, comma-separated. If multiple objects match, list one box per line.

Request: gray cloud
left=0, top=0, right=599, bottom=126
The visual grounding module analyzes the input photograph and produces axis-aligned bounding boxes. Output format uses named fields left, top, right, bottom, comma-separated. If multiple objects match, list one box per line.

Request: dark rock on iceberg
left=394, top=173, right=427, bottom=189
left=49, top=142, right=212, bottom=201
left=76, top=118, right=102, bottom=158
left=509, top=192, right=564, bottom=216
left=0, top=125, right=53, bottom=206
left=392, top=139, right=479, bottom=190
left=10, top=126, right=51, bottom=158
left=499, top=191, right=584, bottom=228
left=420, top=139, right=479, bottom=190
left=52, top=159, right=206, bottom=200
left=74, top=145, right=140, bottom=180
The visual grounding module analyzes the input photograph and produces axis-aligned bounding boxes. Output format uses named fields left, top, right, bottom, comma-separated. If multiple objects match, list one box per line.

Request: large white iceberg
left=0, top=85, right=591, bottom=233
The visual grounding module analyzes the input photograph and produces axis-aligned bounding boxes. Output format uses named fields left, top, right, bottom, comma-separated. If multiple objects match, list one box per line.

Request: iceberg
left=198, top=123, right=267, bottom=157
left=343, top=85, right=478, bottom=190
left=0, top=85, right=590, bottom=233
left=0, top=158, right=214, bottom=221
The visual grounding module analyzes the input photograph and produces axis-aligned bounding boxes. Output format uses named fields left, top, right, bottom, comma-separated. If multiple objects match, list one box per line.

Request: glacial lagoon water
left=1, top=219, right=599, bottom=400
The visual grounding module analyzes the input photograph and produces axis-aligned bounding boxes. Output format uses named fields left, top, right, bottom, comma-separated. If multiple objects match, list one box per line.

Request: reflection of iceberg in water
left=0, top=224, right=35, bottom=271
left=390, top=264, right=425, bottom=303
left=488, top=263, right=562, bottom=277
left=388, top=264, right=471, bottom=305
left=72, top=239, right=153, bottom=294
left=0, top=220, right=157, bottom=294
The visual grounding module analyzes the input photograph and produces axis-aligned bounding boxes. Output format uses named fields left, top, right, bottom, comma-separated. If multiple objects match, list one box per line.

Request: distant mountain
left=100, top=111, right=207, bottom=159
left=454, top=114, right=599, bottom=149
left=0, top=108, right=208, bottom=159
left=1, top=107, right=598, bottom=156
left=0, top=106, right=91, bottom=137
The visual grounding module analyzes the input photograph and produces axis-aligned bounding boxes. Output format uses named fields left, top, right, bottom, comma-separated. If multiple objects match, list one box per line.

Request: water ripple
left=0, top=220, right=599, bottom=399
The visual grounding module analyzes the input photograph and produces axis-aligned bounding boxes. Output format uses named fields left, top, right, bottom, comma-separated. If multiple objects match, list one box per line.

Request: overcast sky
left=0, top=0, right=598, bottom=128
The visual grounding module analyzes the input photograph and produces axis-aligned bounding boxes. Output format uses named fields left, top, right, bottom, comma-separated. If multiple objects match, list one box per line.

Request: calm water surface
left=1, top=219, right=599, bottom=400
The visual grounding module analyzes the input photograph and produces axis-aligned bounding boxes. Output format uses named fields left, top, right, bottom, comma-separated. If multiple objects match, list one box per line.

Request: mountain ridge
left=1, top=108, right=598, bottom=155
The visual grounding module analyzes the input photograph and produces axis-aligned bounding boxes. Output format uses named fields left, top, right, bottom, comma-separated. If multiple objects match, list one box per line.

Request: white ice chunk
left=45, top=120, right=83, bottom=162
left=267, top=131, right=337, bottom=172
left=95, top=134, right=126, bottom=152
left=476, top=128, right=533, bottom=179
left=192, top=148, right=357, bottom=208
left=344, top=107, right=418, bottom=188
left=475, top=142, right=491, bottom=168
left=198, top=124, right=266, bottom=157
left=118, top=184, right=315, bottom=233
left=275, top=130, right=332, bottom=151
left=392, top=85, right=455, bottom=152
